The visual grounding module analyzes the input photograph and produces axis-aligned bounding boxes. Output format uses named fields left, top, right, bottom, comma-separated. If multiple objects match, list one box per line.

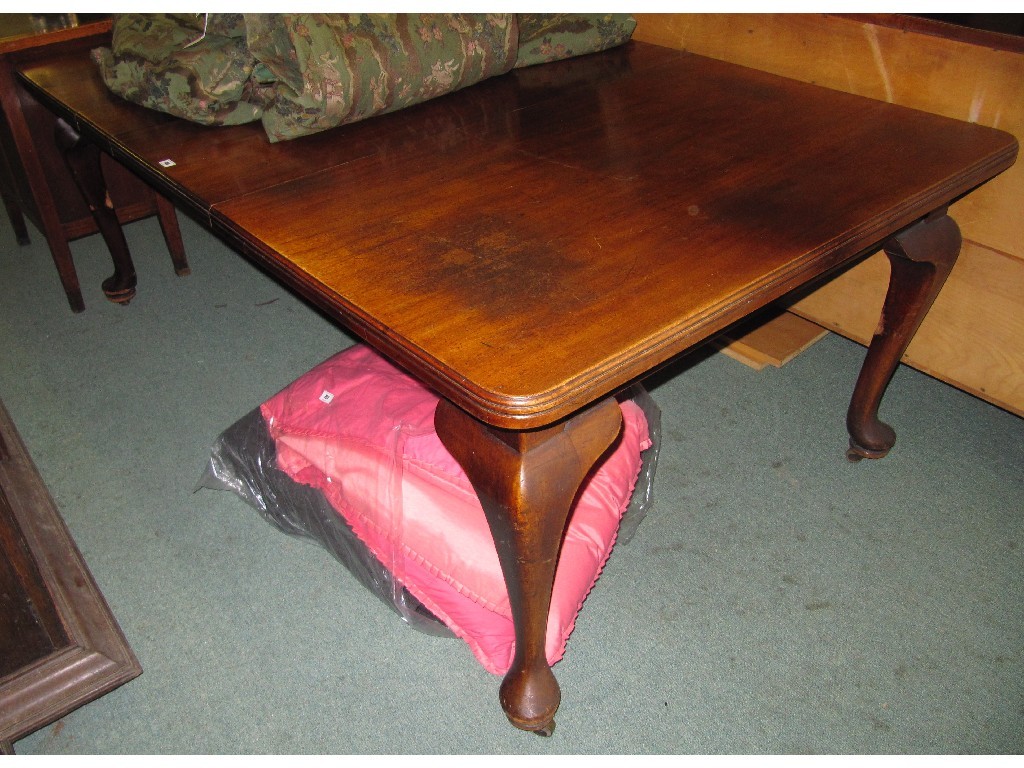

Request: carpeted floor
left=1, top=211, right=1021, bottom=754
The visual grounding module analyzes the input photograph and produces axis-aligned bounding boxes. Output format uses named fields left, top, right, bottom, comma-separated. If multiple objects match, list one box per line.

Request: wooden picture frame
left=0, top=398, right=140, bottom=753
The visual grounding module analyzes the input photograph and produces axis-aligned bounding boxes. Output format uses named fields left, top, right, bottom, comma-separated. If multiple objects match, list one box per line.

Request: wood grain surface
left=634, top=13, right=1024, bottom=415
left=18, top=40, right=1018, bottom=431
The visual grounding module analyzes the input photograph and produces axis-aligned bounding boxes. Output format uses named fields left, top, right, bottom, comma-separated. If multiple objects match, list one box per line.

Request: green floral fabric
left=515, top=14, right=636, bottom=68
left=94, top=13, right=264, bottom=127
left=250, top=14, right=517, bottom=143
left=93, top=13, right=634, bottom=142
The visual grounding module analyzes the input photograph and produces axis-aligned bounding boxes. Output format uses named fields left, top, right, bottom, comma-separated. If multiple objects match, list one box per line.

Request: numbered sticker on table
left=158, top=159, right=176, bottom=167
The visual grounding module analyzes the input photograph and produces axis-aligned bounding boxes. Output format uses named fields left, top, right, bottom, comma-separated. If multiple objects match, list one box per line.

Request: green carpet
left=1, top=211, right=1021, bottom=754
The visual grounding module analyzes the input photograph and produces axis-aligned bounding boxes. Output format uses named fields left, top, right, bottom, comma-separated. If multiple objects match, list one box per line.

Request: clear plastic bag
left=196, top=383, right=660, bottom=636
left=617, top=384, right=662, bottom=544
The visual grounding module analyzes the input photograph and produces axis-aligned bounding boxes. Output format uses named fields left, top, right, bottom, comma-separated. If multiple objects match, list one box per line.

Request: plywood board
left=716, top=310, right=829, bottom=370
left=789, top=240, right=1024, bottom=417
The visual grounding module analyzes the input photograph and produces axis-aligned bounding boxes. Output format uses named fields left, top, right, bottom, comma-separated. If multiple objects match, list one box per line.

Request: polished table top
left=19, top=41, right=1017, bottom=429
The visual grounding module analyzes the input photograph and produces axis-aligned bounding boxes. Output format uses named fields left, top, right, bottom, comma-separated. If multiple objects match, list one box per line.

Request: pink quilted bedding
left=260, top=344, right=651, bottom=674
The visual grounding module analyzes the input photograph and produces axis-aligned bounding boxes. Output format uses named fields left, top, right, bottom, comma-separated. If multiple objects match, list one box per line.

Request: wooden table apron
left=17, top=40, right=1017, bottom=734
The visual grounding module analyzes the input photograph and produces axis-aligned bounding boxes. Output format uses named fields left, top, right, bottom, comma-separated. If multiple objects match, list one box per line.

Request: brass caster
left=102, top=288, right=136, bottom=305
left=846, top=440, right=890, bottom=463
left=101, top=275, right=137, bottom=305
left=533, top=721, right=555, bottom=737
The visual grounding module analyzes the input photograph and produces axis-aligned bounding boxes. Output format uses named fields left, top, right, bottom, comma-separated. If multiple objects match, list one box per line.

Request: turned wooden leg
left=154, top=192, right=191, bottom=276
left=846, top=210, right=960, bottom=460
left=435, top=397, right=623, bottom=734
left=6, top=183, right=88, bottom=311
left=41, top=232, right=87, bottom=312
left=53, top=118, right=137, bottom=305
left=1, top=191, right=30, bottom=246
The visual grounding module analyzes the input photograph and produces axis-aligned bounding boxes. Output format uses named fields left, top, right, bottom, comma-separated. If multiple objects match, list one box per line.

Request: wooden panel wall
left=634, top=13, right=1024, bottom=416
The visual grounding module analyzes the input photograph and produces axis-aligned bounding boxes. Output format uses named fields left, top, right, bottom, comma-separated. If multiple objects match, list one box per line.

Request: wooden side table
left=0, top=15, right=188, bottom=312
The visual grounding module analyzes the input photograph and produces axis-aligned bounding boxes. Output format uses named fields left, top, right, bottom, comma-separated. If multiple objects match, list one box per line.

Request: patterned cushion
left=250, top=14, right=517, bottom=143
left=515, top=13, right=637, bottom=68
left=93, top=13, right=634, bottom=142
left=95, top=13, right=264, bottom=127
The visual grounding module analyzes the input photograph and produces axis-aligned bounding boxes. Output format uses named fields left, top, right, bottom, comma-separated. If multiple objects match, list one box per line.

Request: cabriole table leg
left=846, top=209, right=961, bottom=460
left=435, top=397, right=623, bottom=734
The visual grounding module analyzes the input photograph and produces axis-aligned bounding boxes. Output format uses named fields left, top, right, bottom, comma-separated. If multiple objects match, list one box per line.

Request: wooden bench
left=16, top=35, right=1017, bottom=734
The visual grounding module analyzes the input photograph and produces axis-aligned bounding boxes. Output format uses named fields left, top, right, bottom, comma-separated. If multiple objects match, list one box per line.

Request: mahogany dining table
left=14, top=35, right=1018, bottom=734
